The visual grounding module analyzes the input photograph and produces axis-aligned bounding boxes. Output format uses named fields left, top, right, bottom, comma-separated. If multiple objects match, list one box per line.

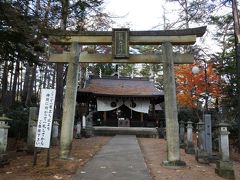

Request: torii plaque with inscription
left=112, top=28, right=129, bottom=59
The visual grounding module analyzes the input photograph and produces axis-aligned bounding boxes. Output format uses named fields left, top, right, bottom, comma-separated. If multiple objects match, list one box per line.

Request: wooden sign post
left=33, top=89, right=56, bottom=167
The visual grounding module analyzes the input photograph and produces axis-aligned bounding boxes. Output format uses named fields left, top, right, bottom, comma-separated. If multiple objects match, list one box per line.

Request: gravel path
left=139, top=138, right=240, bottom=180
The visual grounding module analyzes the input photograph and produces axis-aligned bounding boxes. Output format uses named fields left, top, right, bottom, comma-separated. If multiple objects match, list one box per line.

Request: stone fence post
left=204, top=114, right=212, bottom=158
left=0, top=114, right=12, bottom=167
left=185, top=121, right=195, bottom=154
left=75, top=121, right=81, bottom=139
left=51, top=120, right=59, bottom=146
left=179, top=120, right=185, bottom=148
left=195, top=120, right=209, bottom=163
left=27, top=107, right=38, bottom=154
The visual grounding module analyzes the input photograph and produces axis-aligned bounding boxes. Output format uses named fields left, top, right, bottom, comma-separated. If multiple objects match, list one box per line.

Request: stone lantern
left=215, top=122, right=235, bottom=179
left=0, top=114, right=12, bottom=166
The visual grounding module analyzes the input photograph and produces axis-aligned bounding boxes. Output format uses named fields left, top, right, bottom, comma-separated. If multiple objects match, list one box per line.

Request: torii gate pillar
left=162, top=42, right=185, bottom=166
left=59, top=43, right=80, bottom=159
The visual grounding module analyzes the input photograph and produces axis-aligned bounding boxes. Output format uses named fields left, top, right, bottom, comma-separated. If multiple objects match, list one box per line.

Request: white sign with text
left=35, top=89, right=56, bottom=148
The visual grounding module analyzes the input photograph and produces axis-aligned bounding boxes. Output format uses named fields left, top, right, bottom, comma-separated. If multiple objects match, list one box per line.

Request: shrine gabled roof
left=78, top=75, right=164, bottom=97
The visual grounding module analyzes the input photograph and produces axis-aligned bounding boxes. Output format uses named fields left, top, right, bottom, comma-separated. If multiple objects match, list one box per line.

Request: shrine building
left=76, top=74, right=164, bottom=128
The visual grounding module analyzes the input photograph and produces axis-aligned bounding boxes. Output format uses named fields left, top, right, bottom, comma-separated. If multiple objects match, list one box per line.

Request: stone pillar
left=162, top=42, right=185, bottom=167
left=204, top=114, right=212, bottom=158
left=185, top=121, right=195, bottom=154
left=179, top=120, right=185, bottom=148
left=27, top=107, right=38, bottom=154
left=51, top=120, right=59, bottom=146
left=215, top=122, right=235, bottom=179
left=195, top=120, right=209, bottom=163
left=59, top=43, right=80, bottom=159
left=197, top=121, right=206, bottom=150
left=0, top=114, right=12, bottom=167
left=75, top=121, right=81, bottom=139
left=85, top=112, right=94, bottom=138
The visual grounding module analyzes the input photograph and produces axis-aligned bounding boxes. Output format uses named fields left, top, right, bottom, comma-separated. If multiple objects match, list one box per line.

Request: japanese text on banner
left=35, top=89, right=56, bottom=148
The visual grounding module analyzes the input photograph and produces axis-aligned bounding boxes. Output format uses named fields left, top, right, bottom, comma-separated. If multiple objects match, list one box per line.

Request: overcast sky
left=103, top=0, right=231, bottom=53
left=103, top=0, right=231, bottom=30
left=103, top=0, right=178, bottom=30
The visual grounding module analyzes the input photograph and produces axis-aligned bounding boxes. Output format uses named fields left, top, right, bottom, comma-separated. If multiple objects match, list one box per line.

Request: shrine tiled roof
left=78, top=75, right=164, bottom=97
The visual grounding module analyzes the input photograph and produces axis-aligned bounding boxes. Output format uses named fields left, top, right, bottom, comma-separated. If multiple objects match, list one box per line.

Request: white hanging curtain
left=97, top=97, right=150, bottom=114
left=125, top=99, right=150, bottom=114
left=97, top=98, right=123, bottom=111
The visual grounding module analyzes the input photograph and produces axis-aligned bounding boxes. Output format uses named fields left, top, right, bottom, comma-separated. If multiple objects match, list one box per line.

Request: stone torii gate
left=49, top=26, right=206, bottom=167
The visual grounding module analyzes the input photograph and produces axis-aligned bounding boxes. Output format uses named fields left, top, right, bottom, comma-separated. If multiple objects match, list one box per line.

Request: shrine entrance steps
left=93, top=126, right=158, bottom=138
left=72, top=135, right=152, bottom=180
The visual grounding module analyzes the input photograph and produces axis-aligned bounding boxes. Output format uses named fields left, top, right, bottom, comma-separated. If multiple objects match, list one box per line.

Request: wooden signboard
left=35, top=89, right=56, bottom=148
left=34, top=89, right=56, bottom=166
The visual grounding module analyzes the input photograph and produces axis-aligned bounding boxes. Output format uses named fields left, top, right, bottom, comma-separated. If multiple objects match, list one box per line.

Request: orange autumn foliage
left=175, top=63, right=221, bottom=108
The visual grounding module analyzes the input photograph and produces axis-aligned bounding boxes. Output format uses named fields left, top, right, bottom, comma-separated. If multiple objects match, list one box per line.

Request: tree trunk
left=55, top=0, right=69, bottom=119
left=231, top=0, right=240, bottom=152
left=44, top=0, right=52, bottom=26
left=22, top=63, right=30, bottom=103
left=1, top=61, right=9, bottom=110
left=52, top=66, right=56, bottom=88
left=43, top=65, right=48, bottom=88
left=9, top=62, right=14, bottom=91
left=25, top=65, right=36, bottom=107
left=34, top=67, right=37, bottom=97
left=11, top=60, right=20, bottom=106
left=19, top=62, right=24, bottom=101
left=2, top=61, right=8, bottom=98
left=79, top=64, right=87, bottom=88
left=55, top=64, right=64, bottom=119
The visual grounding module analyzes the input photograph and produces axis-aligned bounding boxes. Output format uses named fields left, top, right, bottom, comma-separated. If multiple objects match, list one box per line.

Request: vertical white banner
left=35, top=89, right=56, bottom=148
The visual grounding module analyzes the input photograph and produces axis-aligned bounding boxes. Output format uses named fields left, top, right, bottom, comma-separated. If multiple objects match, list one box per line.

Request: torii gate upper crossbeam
left=49, top=26, right=206, bottom=45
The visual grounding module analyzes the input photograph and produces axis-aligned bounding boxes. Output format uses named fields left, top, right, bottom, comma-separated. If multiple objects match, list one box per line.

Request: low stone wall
left=93, top=126, right=159, bottom=138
